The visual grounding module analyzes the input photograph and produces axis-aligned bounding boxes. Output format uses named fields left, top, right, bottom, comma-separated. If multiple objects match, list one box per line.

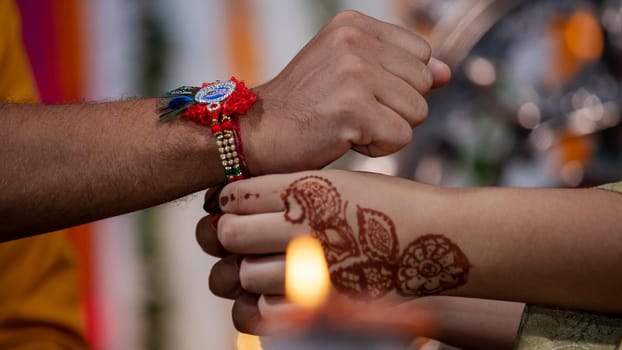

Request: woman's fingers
left=232, top=293, right=264, bottom=334
left=196, top=214, right=228, bottom=258
left=203, top=184, right=226, bottom=214
left=210, top=254, right=286, bottom=298
left=230, top=294, right=292, bottom=335
left=219, top=174, right=290, bottom=214
left=240, top=255, right=286, bottom=295
left=209, top=254, right=243, bottom=299
left=217, top=212, right=309, bottom=254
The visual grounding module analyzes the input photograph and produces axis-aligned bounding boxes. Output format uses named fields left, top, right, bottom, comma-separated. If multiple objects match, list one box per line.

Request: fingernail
left=211, top=213, right=223, bottom=231
left=204, top=185, right=225, bottom=213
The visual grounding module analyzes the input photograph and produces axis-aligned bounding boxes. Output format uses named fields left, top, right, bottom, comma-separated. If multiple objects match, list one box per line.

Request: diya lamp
left=262, top=235, right=414, bottom=350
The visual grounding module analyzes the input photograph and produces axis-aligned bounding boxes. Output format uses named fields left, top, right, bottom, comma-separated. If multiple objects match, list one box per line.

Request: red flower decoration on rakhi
left=222, top=76, right=256, bottom=116
left=159, top=76, right=255, bottom=183
left=160, top=76, right=256, bottom=125
left=184, top=103, right=216, bottom=125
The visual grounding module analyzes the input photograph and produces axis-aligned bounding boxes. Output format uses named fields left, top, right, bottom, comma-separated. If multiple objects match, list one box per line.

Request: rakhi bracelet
left=158, top=76, right=256, bottom=183
left=231, top=115, right=249, bottom=175
left=216, top=115, right=244, bottom=182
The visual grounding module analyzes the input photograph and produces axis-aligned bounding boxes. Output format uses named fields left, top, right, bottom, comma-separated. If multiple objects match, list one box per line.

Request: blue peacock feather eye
left=167, top=95, right=194, bottom=110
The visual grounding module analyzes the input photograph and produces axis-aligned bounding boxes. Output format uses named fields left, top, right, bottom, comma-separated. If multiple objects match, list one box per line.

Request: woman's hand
left=199, top=170, right=622, bottom=336
left=196, top=170, right=470, bottom=333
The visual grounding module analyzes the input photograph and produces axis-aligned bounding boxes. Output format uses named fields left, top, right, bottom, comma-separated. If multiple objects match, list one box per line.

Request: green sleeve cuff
left=597, top=181, right=622, bottom=194
left=514, top=305, right=622, bottom=350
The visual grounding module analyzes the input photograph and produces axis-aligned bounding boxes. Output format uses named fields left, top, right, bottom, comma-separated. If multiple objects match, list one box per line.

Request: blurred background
left=14, top=0, right=622, bottom=349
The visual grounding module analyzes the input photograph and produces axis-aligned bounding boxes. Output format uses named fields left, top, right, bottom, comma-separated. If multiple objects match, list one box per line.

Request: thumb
left=428, top=57, right=451, bottom=89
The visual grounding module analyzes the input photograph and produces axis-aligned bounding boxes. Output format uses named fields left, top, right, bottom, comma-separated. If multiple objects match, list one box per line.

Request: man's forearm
left=439, top=186, right=622, bottom=312
left=0, top=10, right=453, bottom=241
left=0, top=100, right=223, bottom=240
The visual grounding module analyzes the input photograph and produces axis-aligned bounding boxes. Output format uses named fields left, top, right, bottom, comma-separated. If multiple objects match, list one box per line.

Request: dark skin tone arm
left=0, top=99, right=222, bottom=239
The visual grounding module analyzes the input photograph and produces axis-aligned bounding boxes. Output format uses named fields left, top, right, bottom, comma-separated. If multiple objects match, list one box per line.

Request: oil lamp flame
left=285, top=235, right=330, bottom=310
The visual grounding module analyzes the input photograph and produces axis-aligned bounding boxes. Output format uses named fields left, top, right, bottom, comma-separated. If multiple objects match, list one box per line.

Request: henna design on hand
left=281, top=176, right=470, bottom=300
left=333, top=206, right=400, bottom=298
left=220, top=196, right=229, bottom=207
left=357, top=206, right=399, bottom=264
left=220, top=192, right=259, bottom=207
left=281, top=176, right=359, bottom=265
left=332, top=260, right=397, bottom=299
left=397, top=234, right=470, bottom=296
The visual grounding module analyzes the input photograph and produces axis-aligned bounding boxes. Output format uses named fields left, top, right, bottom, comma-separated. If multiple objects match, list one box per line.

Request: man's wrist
left=158, top=78, right=257, bottom=184
left=236, top=86, right=266, bottom=176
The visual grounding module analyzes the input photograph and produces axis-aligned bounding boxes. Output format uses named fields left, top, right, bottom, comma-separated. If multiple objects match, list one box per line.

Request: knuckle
left=420, top=67, right=434, bottom=92
left=411, top=96, right=429, bottom=126
left=345, top=127, right=365, bottom=145
left=396, top=123, right=414, bottom=146
left=379, top=123, right=412, bottom=155
left=331, top=10, right=364, bottom=26
left=330, top=25, right=366, bottom=50
left=327, top=90, right=361, bottom=119
left=335, top=54, right=369, bottom=79
left=418, top=40, right=432, bottom=62
left=319, top=91, right=365, bottom=143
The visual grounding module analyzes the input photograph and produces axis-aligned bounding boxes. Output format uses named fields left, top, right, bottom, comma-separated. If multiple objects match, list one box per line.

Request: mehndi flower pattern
left=398, top=234, right=470, bottom=296
left=281, top=176, right=470, bottom=300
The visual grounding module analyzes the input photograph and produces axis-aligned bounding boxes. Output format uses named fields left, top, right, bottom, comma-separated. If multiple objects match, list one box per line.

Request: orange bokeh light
left=563, top=9, right=604, bottom=61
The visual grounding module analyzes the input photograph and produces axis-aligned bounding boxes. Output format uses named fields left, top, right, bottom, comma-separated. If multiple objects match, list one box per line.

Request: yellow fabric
left=0, top=1, right=39, bottom=104
left=0, top=1, right=88, bottom=348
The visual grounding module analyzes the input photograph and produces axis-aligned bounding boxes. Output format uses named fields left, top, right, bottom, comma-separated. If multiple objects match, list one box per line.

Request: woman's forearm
left=414, top=297, right=524, bottom=350
left=0, top=100, right=223, bottom=240
left=433, top=185, right=622, bottom=312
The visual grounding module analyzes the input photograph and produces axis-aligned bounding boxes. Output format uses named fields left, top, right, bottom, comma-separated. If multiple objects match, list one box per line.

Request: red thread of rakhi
left=175, top=76, right=256, bottom=182
left=231, top=116, right=249, bottom=175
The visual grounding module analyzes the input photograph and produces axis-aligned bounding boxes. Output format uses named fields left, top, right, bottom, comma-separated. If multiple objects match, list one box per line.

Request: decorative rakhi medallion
left=195, top=80, right=237, bottom=111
